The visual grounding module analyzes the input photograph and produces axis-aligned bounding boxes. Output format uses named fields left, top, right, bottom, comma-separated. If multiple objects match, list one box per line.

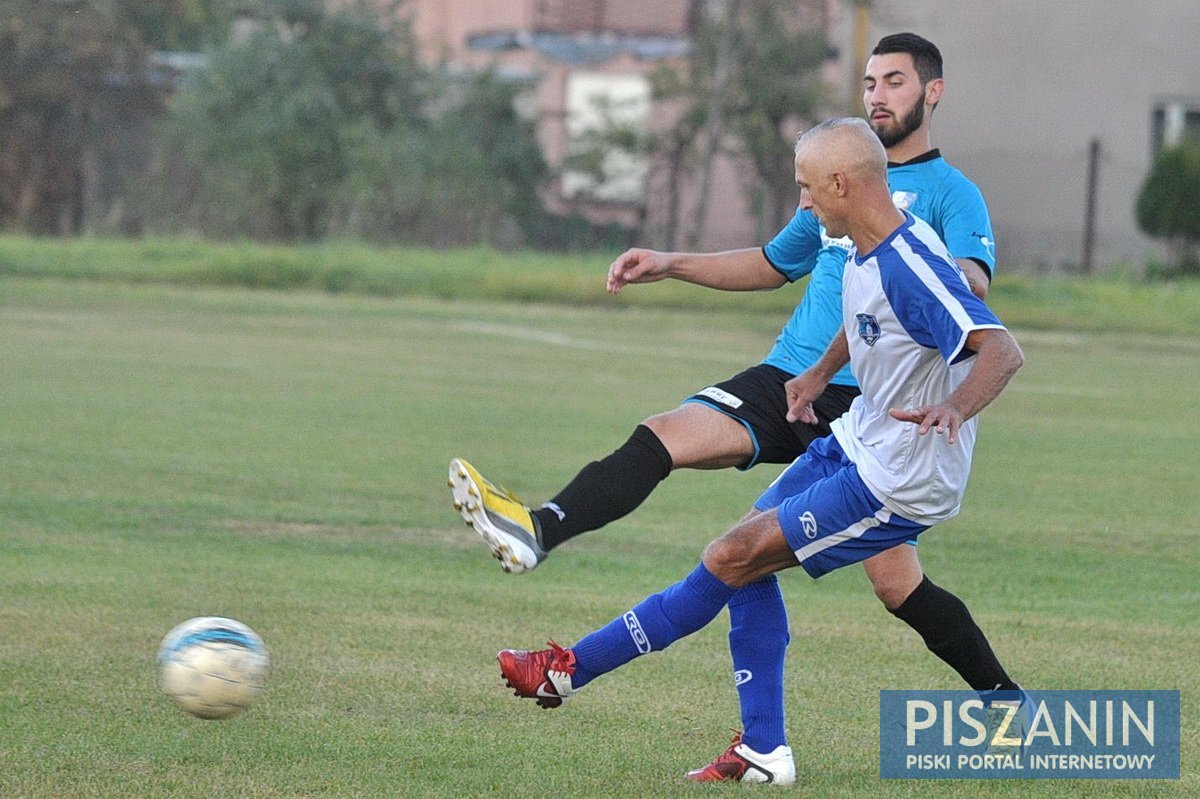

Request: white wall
left=836, top=0, right=1200, bottom=271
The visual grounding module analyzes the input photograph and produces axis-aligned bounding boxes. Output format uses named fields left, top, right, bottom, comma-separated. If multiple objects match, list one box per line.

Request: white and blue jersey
left=833, top=212, right=1006, bottom=525
left=756, top=211, right=1006, bottom=577
left=760, top=150, right=994, bottom=387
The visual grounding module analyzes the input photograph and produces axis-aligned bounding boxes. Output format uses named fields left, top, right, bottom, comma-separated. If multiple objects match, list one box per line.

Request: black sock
left=889, top=576, right=1019, bottom=692
left=532, top=424, right=673, bottom=551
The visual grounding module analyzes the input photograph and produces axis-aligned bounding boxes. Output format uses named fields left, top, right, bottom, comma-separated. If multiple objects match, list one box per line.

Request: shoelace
left=544, top=640, right=575, bottom=674
left=482, top=476, right=523, bottom=504
left=710, top=731, right=746, bottom=765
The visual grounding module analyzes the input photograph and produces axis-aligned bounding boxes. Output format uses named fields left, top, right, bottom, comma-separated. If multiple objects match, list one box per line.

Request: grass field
left=5, top=232, right=1200, bottom=335
left=1, top=275, right=1196, bottom=798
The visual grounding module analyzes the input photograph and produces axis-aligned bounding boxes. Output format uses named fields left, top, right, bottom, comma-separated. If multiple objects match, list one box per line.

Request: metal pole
left=1081, top=138, right=1100, bottom=274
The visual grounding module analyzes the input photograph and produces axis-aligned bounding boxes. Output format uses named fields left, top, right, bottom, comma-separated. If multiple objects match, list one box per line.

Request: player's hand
left=785, top=371, right=825, bottom=424
left=607, top=248, right=672, bottom=294
left=888, top=404, right=965, bottom=444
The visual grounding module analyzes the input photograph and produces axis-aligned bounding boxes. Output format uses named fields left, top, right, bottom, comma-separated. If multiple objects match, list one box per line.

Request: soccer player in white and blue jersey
left=459, top=33, right=1028, bottom=780
left=494, top=118, right=1025, bottom=783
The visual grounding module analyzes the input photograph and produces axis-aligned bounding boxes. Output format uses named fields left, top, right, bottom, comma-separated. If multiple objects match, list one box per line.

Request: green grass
left=3, top=232, right=1200, bottom=336
left=1, top=276, right=1196, bottom=798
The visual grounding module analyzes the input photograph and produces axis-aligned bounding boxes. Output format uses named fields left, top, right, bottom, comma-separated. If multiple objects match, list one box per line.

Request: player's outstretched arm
left=786, top=330, right=850, bottom=424
left=606, top=247, right=786, bottom=294
left=606, top=248, right=672, bottom=293
left=888, top=328, right=1023, bottom=443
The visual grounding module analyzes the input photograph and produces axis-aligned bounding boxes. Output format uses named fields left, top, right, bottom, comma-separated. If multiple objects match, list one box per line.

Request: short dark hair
left=871, top=32, right=943, bottom=85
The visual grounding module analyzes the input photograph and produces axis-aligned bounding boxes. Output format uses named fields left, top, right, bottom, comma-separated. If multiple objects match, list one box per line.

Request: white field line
left=448, top=319, right=755, bottom=364
left=450, top=321, right=1169, bottom=399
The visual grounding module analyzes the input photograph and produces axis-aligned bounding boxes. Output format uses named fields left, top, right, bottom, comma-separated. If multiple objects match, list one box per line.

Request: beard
left=870, top=98, right=925, bottom=148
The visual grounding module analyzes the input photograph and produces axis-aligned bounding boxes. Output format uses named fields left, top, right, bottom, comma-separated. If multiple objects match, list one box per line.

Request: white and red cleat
left=497, top=640, right=577, bottom=709
left=685, top=732, right=796, bottom=785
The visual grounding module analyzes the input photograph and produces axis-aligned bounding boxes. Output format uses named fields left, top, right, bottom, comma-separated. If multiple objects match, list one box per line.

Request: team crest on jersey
left=856, top=313, right=881, bottom=346
left=891, top=190, right=917, bottom=211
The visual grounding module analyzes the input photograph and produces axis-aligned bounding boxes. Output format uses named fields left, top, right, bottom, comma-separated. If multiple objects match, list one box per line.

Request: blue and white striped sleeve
left=884, top=227, right=1006, bottom=363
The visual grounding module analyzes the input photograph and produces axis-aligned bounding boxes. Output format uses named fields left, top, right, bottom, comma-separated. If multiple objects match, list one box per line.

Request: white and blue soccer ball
left=157, top=616, right=269, bottom=719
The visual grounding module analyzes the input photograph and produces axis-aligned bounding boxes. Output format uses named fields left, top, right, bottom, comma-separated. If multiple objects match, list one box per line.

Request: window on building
left=1152, top=99, right=1200, bottom=151
left=561, top=72, right=650, bottom=204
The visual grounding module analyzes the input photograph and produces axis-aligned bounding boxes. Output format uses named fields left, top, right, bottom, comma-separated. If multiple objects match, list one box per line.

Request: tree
left=446, top=72, right=548, bottom=244
left=687, top=0, right=742, bottom=248
left=650, top=0, right=828, bottom=247
left=125, top=0, right=237, bottom=51
left=153, top=0, right=425, bottom=240
left=0, top=0, right=164, bottom=234
left=334, top=69, right=547, bottom=246
left=147, top=0, right=548, bottom=245
left=723, top=2, right=828, bottom=238
left=1135, top=141, right=1200, bottom=274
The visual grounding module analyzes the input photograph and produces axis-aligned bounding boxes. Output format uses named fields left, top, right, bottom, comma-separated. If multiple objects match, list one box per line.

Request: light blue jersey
left=760, top=150, right=994, bottom=387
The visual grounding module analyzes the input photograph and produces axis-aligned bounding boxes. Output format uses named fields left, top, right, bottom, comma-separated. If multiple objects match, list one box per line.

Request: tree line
left=1, top=0, right=849, bottom=251
left=1, top=0, right=563, bottom=246
left=3, top=0, right=1197, bottom=263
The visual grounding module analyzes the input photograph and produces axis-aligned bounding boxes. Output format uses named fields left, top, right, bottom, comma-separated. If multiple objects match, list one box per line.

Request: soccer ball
left=157, top=616, right=269, bottom=719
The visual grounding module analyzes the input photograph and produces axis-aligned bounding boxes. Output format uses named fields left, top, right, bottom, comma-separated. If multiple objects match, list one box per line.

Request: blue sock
left=571, top=563, right=735, bottom=689
left=729, top=576, right=790, bottom=752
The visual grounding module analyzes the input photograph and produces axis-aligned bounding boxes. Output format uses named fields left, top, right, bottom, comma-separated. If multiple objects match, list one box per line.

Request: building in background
left=406, top=0, right=836, bottom=251
left=828, top=1, right=1200, bottom=272
left=408, top=0, right=1199, bottom=269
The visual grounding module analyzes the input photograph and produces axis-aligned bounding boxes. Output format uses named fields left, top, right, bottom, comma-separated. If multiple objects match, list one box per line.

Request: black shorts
left=684, top=363, right=860, bottom=469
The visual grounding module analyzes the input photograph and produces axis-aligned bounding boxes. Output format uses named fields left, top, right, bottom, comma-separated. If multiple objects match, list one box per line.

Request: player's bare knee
left=641, top=410, right=683, bottom=448
left=871, top=575, right=910, bottom=611
left=863, top=546, right=923, bottom=610
left=702, top=535, right=755, bottom=588
left=700, top=536, right=734, bottom=577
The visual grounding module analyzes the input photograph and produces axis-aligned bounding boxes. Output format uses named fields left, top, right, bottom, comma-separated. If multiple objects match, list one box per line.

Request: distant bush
left=524, top=213, right=636, bottom=252
left=1136, top=140, right=1200, bottom=276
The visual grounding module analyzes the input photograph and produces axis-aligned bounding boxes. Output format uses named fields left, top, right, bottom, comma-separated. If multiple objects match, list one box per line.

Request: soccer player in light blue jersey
left=494, top=117, right=1025, bottom=783
left=453, top=33, right=1030, bottom=779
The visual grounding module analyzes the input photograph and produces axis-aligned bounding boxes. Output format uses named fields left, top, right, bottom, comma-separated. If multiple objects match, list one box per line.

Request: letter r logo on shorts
left=799, top=511, right=819, bottom=539
left=623, top=611, right=651, bottom=654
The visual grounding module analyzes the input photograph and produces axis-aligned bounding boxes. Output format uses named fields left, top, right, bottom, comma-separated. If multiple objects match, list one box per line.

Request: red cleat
left=685, top=732, right=796, bottom=785
left=497, top=640, right=577, bottom=709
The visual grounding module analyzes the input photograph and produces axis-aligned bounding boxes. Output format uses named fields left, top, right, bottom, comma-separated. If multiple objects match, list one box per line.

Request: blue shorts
left=754, top=435, right=928, bottom=578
